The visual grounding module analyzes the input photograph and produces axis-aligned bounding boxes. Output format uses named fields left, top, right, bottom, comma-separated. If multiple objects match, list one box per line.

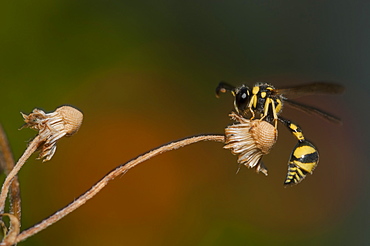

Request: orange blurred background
left=0, top=1, right=368, bottom=246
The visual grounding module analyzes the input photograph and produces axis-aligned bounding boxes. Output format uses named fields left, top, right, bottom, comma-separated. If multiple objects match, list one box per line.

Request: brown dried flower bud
left=21, top=105, right=83, bottom=162
left=224, top=112, right=277, bottom=175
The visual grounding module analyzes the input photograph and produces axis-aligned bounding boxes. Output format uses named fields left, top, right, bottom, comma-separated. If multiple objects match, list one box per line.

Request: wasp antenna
left=216, top=81, right=236, bottom=98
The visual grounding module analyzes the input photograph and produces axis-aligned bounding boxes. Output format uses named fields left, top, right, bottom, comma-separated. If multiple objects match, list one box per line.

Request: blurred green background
left=0, top=1, right=368, bottom=245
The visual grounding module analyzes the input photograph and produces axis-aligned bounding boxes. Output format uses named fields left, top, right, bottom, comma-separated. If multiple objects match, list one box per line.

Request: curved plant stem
left=14, top=134, right=225, bottom=244
left=0, top=136, right=41, bottom=215
left=0, top=213, right=20, bottom=245
left=0, top=125, right=22, bottom=229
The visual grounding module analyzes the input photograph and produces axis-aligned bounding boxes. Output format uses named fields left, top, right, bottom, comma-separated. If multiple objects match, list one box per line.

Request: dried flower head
left=21, top=105, right=83, bottom=162
left=224, top=112, right=277, bottom=175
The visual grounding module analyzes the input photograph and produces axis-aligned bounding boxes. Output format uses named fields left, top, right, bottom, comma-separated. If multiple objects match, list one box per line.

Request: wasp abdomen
left=284, top=140, right=319, bottom=186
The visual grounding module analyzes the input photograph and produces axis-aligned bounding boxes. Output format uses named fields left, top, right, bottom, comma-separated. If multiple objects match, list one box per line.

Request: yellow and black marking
left=288, top=122, right=305, bottom=142
left=278, top=117, right=320, bottom=185
left=216, top=82, right=285, bottom=126
left=216, top=81, right=343, bottom=186
left=247, top=84, right=284, bottom=125
left=279, top=117, right=305, bottom=142
left=284, top=140, right=319, bottom=186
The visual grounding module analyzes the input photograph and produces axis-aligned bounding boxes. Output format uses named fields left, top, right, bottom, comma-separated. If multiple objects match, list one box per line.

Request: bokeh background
left=0, top=1, right=368, bottom=245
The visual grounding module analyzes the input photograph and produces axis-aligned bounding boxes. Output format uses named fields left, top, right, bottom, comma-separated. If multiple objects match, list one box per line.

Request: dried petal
left=224, top=112, right=277, bottom=175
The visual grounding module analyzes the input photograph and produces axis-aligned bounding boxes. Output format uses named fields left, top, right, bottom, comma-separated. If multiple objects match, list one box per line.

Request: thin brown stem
left=0, top=125, right=21, bottom=222
left=15, top=134, right=225, bottom=244
left=0, top=136, right=41, bottom=215
left=0, top=214, right=20, bottom=246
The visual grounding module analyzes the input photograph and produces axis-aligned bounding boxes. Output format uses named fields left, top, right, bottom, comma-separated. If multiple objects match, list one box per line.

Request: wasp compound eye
left=235, top=86, right=250, bottom=112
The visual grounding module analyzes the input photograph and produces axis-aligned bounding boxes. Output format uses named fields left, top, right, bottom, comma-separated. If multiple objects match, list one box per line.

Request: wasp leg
left=248, top=107, right=255, bottom=119
left=278, top=117, right=319, bottom=186
left=260, top=98, right=278, bottom=128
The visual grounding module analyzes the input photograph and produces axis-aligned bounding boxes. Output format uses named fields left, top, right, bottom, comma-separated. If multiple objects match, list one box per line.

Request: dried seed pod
left=249, top=120, right=277, bottom=154
left=55, top=106, right=84, bottom=136
left=224, top=112, right=277, bottom=175
left=21, top=105, right=83, bottom=162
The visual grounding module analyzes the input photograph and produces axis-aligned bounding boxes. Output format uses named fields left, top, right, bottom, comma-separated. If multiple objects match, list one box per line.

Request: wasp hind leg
left=278, top=117, right=319, bottom=186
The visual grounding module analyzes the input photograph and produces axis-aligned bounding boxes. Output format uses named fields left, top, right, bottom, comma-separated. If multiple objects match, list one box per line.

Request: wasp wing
left=284, top=99, right=342, bottom=125
left=273, top=82, right=344, bottom=98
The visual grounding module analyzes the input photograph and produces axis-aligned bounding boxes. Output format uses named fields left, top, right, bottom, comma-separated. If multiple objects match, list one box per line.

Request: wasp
left=216, top=81, right=344, bottom=186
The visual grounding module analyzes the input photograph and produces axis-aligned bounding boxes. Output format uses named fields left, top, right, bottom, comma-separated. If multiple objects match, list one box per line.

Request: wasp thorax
left=224, top=112, right=277, bottom=175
